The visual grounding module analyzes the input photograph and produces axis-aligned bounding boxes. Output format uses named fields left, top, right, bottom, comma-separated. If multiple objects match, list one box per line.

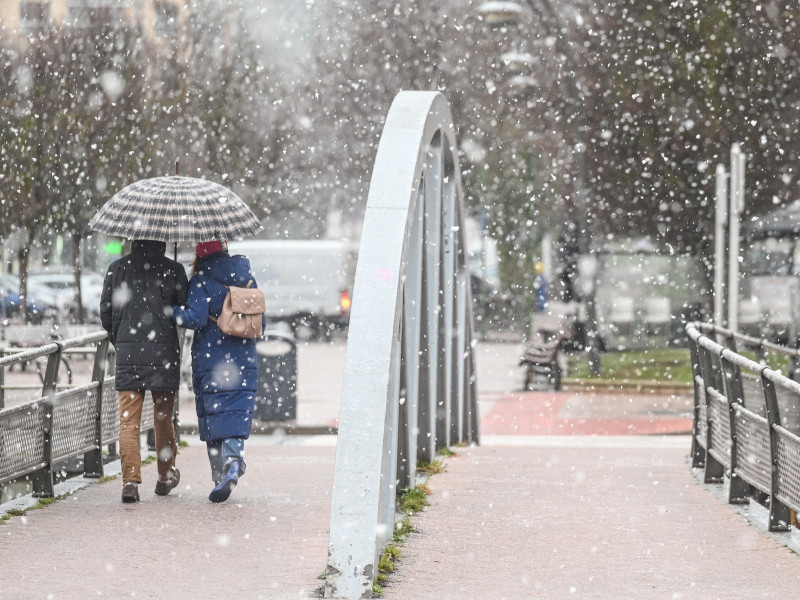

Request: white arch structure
left=324, top=91, right=479, bottom=598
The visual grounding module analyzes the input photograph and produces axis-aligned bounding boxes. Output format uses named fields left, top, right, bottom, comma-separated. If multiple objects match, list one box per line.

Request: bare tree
left=0, top=13, right=155, bottom=322
left=143, top=0, right=290, bottom=227
left=578, top=0, right=800, bottom=255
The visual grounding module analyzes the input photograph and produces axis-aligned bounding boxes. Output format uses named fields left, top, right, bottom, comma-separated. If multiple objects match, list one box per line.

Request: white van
left=228, top=239, right=356, bottom=340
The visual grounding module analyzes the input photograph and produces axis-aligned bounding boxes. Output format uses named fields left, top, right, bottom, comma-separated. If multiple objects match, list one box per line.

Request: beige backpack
left=209, top=280, right=266, bottom=339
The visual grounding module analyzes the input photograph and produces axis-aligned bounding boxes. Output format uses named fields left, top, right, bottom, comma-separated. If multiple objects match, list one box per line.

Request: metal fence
left=687, top=322, right=800, bottom=531
left=0, top=331, right=157, bottom=498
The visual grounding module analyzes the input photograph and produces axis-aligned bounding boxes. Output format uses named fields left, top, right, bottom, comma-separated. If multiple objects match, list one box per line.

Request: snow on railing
left=687, top=322, right=800, bottom=532
left=324, top=91, right=479, bottom=599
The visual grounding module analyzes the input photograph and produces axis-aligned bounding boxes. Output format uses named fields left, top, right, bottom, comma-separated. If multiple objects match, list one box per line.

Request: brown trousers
left=118, top=390, right=177, bottom=485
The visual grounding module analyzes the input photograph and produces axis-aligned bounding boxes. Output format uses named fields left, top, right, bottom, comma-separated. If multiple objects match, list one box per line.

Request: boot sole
left=209, top=479, right=237, bottom=503
left=154, top=482, right=177, bottom=496
left=154, top=468, right=181, bottom=496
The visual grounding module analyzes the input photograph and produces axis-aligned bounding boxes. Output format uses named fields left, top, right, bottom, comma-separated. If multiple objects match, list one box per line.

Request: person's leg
left=206, top=440, right=225, bottom=484
left=151, top=391, right=177, bottom=478
left=221, top=437, right=246, bottom=475
left=118, top=390, right=144, bottom=502
left=209, top=437, right=246, bottom=503
left=152, top=391, right=180, bottom=495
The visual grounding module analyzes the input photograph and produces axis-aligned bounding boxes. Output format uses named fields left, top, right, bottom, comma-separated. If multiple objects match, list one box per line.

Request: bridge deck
left=3, top=342, right=799, bottom=598
left=5, top=435, right=800, bottom=599
left=384, top=438, right=800, bottom=599
left=2, top=438, right=335, bottom=599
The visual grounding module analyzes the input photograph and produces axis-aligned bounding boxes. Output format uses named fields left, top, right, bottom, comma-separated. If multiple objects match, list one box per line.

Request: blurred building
left=0, top=0, right=188, bottom=45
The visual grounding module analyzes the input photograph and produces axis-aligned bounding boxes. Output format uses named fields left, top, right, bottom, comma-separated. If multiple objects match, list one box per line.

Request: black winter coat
left=100, top=240, right=188, bottom=391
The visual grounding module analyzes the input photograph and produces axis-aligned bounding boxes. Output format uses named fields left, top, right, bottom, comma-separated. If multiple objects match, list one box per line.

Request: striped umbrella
left=88, top=176, right=263, bottom=242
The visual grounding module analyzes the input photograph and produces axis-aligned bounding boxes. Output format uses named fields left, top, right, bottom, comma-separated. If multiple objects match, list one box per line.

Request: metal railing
left=687, top=322, right=800, bottom=531
left=0, top=331, right=158, bottom=498
left=324, top=91, right=479, bottom=599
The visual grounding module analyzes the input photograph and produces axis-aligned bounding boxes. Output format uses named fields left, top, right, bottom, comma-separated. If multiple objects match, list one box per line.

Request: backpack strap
left=206, top=278, right=230, bottom=324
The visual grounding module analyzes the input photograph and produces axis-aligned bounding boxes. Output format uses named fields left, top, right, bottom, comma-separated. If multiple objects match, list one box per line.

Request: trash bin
left=256, top=331, right=297, bottom=421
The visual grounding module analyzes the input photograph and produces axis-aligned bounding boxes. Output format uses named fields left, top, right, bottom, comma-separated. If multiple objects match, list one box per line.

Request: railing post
left=31, top=342, right=63, bottom=498
left=40, top=342, right=62, bottom=399
left=760, top=370, right=792, bottom=531
left=696, top=337, right=724, bottom=483
left=720, top=352, right=750, bottom=504
left=789, top=347, right=800, bottom=382
left=0, top=349, right=5, bottom=409
left=105, top=346, right=119, bottom=461
left=687, top=332, right=706, bottom=468
left=83, top=338, right=109, bottom=478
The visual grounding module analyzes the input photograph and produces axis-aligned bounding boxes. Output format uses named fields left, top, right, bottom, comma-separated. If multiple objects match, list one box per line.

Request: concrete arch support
left=324, top=91, right=479, bottom=599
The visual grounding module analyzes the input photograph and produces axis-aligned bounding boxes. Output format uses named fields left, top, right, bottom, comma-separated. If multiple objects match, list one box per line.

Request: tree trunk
left=19, top=232, right=32, bottom=323
left=72, top=233, right=84, bottom=324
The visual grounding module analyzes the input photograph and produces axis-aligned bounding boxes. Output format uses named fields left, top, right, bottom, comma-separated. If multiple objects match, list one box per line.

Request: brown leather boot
left=121, top=482, right=140, bottom=503
left=154, top=467, right=181, bottom=496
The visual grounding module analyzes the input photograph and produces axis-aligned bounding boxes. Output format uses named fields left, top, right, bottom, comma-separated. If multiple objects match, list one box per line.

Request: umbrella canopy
left=88, top=176, right=263, bottom=242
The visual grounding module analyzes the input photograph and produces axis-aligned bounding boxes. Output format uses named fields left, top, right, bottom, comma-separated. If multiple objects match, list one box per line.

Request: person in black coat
left=100, top=239, right=188, bottom=503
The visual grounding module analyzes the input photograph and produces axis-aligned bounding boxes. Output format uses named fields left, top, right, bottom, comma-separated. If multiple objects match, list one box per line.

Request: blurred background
left=2, top=1, right=800, bottom=376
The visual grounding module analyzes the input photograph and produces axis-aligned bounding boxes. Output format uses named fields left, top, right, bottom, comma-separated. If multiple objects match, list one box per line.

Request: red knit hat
left=195, top=240, right=226, bottom=258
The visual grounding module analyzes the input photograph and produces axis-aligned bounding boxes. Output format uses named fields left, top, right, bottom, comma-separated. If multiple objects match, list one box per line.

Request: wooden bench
left=520, top=334, right=564, bottom=391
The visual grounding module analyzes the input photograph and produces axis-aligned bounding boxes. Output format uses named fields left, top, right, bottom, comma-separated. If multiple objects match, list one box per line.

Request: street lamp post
left=478, top=0, right=600, bottom=374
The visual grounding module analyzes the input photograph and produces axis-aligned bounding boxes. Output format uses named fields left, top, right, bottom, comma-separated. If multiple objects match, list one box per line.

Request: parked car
left=0, top=273, right=58, bottom=322
left=228, top=239, right=356, bottom=340
left=28, top=268, right=105, bottom=322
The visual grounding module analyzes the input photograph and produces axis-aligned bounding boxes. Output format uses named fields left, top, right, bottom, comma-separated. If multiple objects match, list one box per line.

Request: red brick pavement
left=480, top=391, right=693, bottom=436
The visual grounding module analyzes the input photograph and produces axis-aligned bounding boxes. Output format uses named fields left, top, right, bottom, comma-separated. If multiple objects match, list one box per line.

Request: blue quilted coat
left=171, top=251, right=265, bottom=442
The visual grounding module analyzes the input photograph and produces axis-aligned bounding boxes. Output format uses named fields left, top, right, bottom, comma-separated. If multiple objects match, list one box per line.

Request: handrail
left=0, top=343, right=61, bottom=367
left=324, top=91, right=478, bottom=599
left=0, top=330, right=157, bottom=499
left=695, top=321, right=800, bottom=362
left=687, top=321, right=800, bottom=531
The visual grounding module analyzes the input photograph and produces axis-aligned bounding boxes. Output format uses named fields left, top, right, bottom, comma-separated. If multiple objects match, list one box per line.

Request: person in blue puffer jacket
left=171, top=240, right=266, bottom=503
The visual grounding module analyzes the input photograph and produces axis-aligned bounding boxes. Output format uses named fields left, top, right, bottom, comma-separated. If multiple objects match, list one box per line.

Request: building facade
left=0, top=0, right=188, bottom=44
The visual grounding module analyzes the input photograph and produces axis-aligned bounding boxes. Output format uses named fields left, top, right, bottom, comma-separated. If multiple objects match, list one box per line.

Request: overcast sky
left=241, top=0, right=325, bottom=76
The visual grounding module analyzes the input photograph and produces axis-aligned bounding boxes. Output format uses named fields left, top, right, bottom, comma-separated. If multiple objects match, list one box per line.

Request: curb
left=179, top=420, right=338, bottom=437
left=561, top=378, right=692, bottom=396
left=1, top=457, right=125, bottom=519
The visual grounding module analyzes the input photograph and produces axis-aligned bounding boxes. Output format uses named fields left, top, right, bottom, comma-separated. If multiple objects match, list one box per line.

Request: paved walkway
left=3, top=340, right=800, bottom=598
left=384, top=438, right=800, bottom=600
left=2, top=437, right=336, bottom=599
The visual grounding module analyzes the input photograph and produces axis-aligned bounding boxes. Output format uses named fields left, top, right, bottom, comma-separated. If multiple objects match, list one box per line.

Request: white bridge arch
left=325, top=91, right=479, bottom=598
